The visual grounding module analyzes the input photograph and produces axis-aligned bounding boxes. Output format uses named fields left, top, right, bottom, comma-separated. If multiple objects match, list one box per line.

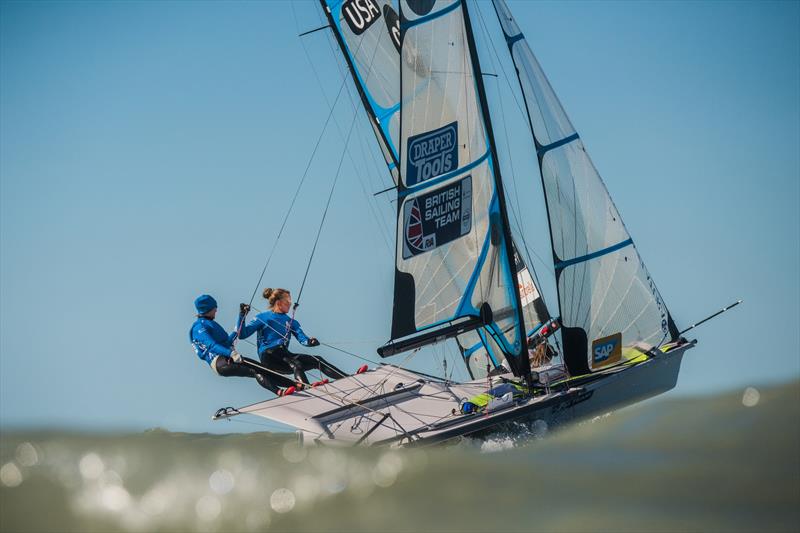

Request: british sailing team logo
left=403, top=176, right=472, bottom=258
left=406, top=121, right=458, bottom=186
left=591, top=332, right=622, bottom=368
left=341, top=0, right=381, bottom=35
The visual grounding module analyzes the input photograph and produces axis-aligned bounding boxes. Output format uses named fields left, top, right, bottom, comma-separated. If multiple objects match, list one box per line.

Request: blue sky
left=1, top=0, right=798, bottom=433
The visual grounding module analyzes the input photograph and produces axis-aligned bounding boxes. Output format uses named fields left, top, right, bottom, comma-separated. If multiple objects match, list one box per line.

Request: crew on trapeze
left=238, top=288, right=351, bottom=392
left=189, top=294, right=297, bottom=395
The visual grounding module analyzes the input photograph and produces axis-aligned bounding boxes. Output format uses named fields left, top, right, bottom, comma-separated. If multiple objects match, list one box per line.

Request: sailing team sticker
left=591, top=332, right=622, bottom=368
left=406, top=121, right=458, bottom=186
left=341, top=0, right=381, bottom=35
left=402, top=176, right=472, bottom=258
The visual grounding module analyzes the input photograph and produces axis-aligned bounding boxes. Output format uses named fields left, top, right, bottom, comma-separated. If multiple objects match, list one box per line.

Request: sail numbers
left=383, top=4, right=401, bottom=52
left=342, top=0, right=381, bottom=35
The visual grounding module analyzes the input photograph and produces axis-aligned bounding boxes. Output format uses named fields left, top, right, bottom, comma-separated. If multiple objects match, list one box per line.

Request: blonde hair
left=530, top=341, right=554, bottom=368
left=263, top=288, right=291, bottom=309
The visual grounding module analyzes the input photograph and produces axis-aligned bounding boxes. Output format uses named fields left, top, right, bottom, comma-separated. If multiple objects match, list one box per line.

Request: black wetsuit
left=259, top=346, right=347, bottom=385
left=213, top=356, right=296, bottom=394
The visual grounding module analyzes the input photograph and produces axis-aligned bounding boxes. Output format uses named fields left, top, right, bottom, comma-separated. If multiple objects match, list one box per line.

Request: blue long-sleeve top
left=238, top=310, right=311, bottom=354
left=189, top=317, right=236, bottom=365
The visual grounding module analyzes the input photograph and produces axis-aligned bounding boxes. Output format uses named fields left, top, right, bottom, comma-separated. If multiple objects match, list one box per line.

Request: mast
left=379, top=0, right=531, bottom=382
left=461, top=0, right=530, bottom=381
left=319, top=0, right=401, bottom=182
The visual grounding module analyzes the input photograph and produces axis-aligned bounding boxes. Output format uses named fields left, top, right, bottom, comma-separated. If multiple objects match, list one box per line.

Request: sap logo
left=591, top=332, right=622, bottom=366
left=406, top=122, right=458, bottom=186
left=594, top=341, right=617, bottom=362
left=342, top=0, right=381, bottom=35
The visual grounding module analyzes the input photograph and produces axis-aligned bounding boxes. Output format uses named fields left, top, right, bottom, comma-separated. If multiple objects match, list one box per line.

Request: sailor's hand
left=308, top=337, right=320, bottom=347
left=239, top=303, right=251, bottom=315
left=230, top=350, right=243, bottom=363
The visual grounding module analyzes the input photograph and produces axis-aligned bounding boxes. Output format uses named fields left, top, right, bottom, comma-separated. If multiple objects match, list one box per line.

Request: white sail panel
left=324, top=0, right=401, bottom=182
left=491, top=0, right=677, bottom=373
left=387, top=0, right=524, bottom=367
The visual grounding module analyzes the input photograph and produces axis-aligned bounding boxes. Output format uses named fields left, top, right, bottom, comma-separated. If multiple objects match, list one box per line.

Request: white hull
left=214, top=344, right=691, bottom=447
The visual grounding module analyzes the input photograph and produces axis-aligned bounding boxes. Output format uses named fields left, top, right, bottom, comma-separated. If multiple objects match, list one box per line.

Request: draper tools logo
left=403, top=176, right=472, bottom=258
left=342, top=0, right=381, bottom=35
left=406, top=121, right=458, bottom=186
left=591, top=332, right=622, bottom=368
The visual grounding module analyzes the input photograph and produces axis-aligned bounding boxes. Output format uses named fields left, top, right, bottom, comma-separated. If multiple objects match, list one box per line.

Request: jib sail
left=378, top=0, right=530, bottom=379
left=491, top=0, right=679, bottom=375
left=321, top=0, right=402, bottom=183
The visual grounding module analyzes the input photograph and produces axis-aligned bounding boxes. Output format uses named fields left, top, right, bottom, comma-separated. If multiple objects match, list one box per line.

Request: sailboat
left=212, top=0, right=695, bottom=446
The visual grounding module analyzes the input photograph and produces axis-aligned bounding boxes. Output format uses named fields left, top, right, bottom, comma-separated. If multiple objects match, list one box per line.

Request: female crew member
left=238, top=288, right=347, bottom=387
left=190, top=294, right=296, bottom=395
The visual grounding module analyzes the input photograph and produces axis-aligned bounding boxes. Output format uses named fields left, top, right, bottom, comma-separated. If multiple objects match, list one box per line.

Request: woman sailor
left=189, top=294, right=296, bottom=395
left=238, top=288, right=348, bottom=388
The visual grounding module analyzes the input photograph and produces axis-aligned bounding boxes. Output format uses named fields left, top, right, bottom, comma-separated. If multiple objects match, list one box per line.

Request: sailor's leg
left=242, top=357, right=295, bottom=390
left=214, top=356, right=286, bottom=393
left=294, top=353, right=347, bottom=380
left=259, top=348, right=308, bottom=385
left=279, top=352, right=310, bottom=385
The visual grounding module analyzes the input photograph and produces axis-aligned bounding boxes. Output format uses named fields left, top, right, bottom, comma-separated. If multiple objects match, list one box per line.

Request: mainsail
left=491, top=0, right=679, bottom=375
left=377, top=0, right=531, bottom=379
left=320, top=0, right=402, bottom=183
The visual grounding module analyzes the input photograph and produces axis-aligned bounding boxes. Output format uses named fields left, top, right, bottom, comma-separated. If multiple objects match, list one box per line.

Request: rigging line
left=292, top=5, right=394, bottom=258
left=310, top=3, right=397, bottom=192
left=296, top=106, right=360, bottom=304
left=474, top=1, right=552, bottom=283
left=245, top=66, right=352, bottom=309
left=321, top=341, right=380, bottom=366
left=472, top=0, right=528, bottom=131
left=239, top=304, right=376, bottom=368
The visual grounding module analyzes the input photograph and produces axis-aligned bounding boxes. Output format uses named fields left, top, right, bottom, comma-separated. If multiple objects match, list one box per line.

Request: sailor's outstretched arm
left=291, top=319, right=312, bottom=346
left=237, top=316, right=261, bottom=340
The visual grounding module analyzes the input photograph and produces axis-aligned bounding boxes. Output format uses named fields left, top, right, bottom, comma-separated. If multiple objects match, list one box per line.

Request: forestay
left=491, top=0, right=678, bottom=375
left=321, top=0, right=402, bottom=183
left=380, top=0, right=529, bottom=378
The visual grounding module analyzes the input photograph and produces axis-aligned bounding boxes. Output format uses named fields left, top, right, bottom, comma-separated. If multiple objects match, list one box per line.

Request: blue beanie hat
left=194, top=294, right=218, bottom=314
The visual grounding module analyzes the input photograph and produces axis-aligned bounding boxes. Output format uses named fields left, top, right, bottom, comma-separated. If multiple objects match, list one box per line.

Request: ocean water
left=1, top=381, right=798, bottom=533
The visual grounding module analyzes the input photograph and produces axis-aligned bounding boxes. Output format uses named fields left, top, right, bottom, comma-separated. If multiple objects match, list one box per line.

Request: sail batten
left=491, top=0, right=678, bottom=375
left=377, top=0, right=533, bottom=380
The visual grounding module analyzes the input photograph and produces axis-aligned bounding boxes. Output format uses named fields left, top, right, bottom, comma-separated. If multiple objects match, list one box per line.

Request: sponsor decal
left=591, top=332, right=622, bottom=368
left=406, top=121, right=458, bottom=186
left=517, top=267, right=540, bottom=307
left=342, top=0, right=381, bottom=35
left=406, top=0, right=436, bottom=17
left=383, top=4, right=401, bottom=52
left=402, top=176, right=472, bottom=258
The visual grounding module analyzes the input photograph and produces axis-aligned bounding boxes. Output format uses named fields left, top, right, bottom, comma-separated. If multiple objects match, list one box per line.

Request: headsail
left=378, top=0, right=530, bottom=379
left=320, top=0, right=402, bottom=183
left=491, top=0, right=679, bottom=375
